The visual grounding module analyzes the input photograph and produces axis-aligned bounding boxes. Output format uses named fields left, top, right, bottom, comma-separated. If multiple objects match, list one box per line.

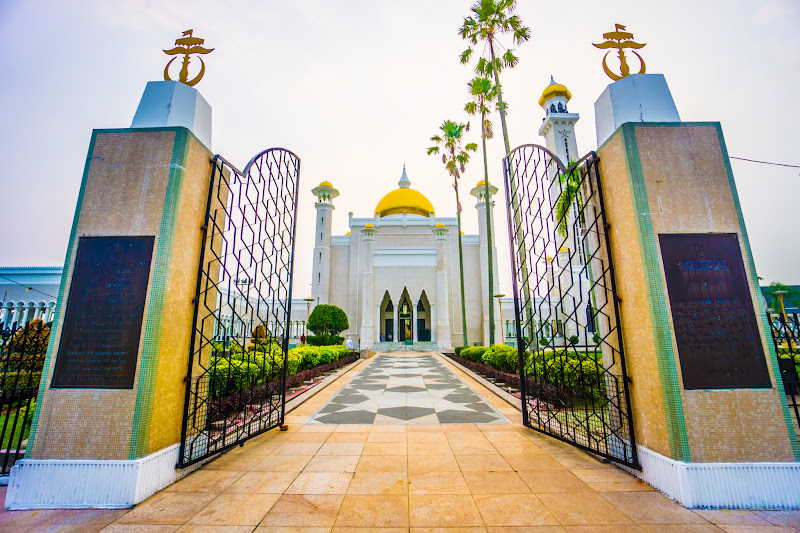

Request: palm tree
left=428, top=120, right=478, bottom=348
left=460, top=0, right=532, bottom=348
left=465, top=76, right=499, bottom=345
left=459, top=0, right=530, bottom=156
left=554, top=160, right=582, bottom=239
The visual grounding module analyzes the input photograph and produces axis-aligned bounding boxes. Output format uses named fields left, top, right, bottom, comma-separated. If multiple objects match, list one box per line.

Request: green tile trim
left=714, top=124, right=800, bottom=461
left=129, top=128, right=190, bottom=459
left=26, top=132, right=99, bottom=454
left=620, top=123, right=691, bottom=462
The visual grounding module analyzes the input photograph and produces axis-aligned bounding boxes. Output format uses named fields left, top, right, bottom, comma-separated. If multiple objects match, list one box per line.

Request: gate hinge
left=604, top=223, right=611, bottom=231
left=200, top=225, right=208, bottom=232
left=183, top=375, right=190, bottom=383
left=615, top=295, right=623, bottom=303
left=625, top=376, right=633, bottom=384
left=191, top=296, right=198, bottom=304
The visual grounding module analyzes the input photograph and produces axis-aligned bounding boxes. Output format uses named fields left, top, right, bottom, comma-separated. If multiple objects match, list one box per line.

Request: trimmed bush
left=454, top=346, right=464, bottom=356
left=461, top=346, right=488, bottom=363
left=308, top=304, right=349, bottom=337
left=307, top=334, right=345, bottom=346
left=209, top=344, right=352, bottom=398
left=481, top=344, right=518, bottom=373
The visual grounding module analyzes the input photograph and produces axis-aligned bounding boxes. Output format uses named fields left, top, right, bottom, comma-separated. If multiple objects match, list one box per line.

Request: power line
left=0, top=275, right=58, bottom=300
left=730, top=156, right=800, bottom=170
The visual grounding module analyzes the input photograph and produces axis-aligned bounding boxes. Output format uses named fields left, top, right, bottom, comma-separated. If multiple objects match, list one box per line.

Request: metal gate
left=502, top=144, right=639, bottom=468
left=178, top=148, right=300, bottom=467
left=766, top=311, right=800, bottom=436
left=0, top=321, right=48, bottom=474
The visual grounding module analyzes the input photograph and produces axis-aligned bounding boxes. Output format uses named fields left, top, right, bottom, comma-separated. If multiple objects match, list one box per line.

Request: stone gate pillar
left=595, top=73, right=800, bottom=508
left=6, top=81, right=216, bottom=509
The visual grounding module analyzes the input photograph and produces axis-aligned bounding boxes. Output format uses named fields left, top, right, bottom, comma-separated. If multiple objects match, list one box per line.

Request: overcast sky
left=1, top=0, right=798, bottom=296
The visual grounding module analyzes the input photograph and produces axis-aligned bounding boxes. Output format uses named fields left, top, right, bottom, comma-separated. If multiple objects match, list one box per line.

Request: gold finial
left=163, top=29, right=214, bottom=87
left=593, top=23, right=646, bottom=81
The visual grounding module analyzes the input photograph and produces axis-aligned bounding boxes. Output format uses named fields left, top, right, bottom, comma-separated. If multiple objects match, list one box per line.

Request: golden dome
left=345, top=231, right=351, bottom=235
left=538, top=77, right=572, bottom=107
left=364, top=223, right=376, bottom=229
left=374, top=166, right=435, bottom=218
left=434, top=223, right=445, bottom=228
left=319, top=180, right=333, bottom=187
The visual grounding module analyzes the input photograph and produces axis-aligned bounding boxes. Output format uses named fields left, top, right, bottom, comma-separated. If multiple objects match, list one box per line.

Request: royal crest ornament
left=163, top=29, right=214, bottom=87
left=593, top=24, right=646, bottom=81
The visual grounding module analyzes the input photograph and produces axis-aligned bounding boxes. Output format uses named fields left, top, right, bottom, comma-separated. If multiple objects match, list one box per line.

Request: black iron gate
left=0, top=321, right=48, bottom=474
left=502, top=144, right=639, bottom=468
left=178, top=148, right=300, bottom=467
left=766, top=311, right=800, bottom=436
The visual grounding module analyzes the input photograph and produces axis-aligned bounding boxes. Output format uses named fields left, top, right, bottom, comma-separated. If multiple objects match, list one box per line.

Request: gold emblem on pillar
left=163, top=29, right=214, bottom=87
left=593, top=24, right=646, bottom=81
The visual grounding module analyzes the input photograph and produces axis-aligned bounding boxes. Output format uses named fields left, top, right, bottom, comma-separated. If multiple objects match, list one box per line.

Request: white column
left=412, top=300, right=418, bottom=343
left=393, top=302, right=399, bottom=343
left=433, top=224, right=452, bottom=349
left=359, top=225, right=376, bottom=346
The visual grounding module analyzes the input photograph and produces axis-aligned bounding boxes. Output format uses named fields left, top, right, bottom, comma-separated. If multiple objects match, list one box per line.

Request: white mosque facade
left=309, top=168, right=503, bottom=351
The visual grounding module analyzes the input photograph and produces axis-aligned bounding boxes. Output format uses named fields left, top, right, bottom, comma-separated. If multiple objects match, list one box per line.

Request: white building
left=310, top=166, right=503, bottom=351
left=0, top=267, right=60, bottom=331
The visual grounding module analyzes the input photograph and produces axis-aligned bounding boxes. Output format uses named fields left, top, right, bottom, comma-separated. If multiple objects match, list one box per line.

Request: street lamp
left=494, top=294, right=505, bottom=343
left=303, top=297, right=314, bottom=340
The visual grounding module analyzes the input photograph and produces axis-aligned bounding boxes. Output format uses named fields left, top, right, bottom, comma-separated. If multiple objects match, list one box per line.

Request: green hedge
left=307, top=335, right=345, bottom=346
left=209, top=343, right=349, bottom=397
left=461, top=346, right=488, bottom=363
left=465, top=344, right=607, bottom=402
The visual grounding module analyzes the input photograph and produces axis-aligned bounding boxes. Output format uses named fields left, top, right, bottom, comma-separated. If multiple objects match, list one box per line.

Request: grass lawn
left=0, top=400, right=35, bottom=449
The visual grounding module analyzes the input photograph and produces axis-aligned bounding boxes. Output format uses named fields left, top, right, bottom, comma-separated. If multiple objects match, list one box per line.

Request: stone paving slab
left=304, top=354, right=509, bottom=425
left=1, top=352, right=799, bottom=532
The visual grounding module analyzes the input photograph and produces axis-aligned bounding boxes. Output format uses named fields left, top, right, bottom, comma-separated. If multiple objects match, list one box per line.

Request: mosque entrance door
left=502, top=145, right=639, bottom=469
left=178, top=148, right=300, bottom=468
left=398, top=296, right=413, bottom=342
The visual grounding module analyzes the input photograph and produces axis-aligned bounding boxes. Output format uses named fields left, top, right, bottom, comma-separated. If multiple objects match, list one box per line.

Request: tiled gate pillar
left=595, top=76, right=800, bottom=508
left=6, top=82, right=215, bottom=509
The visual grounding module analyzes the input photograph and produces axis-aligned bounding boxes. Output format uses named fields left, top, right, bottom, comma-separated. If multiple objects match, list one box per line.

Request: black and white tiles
left=305, top=354, right=508, bottom=425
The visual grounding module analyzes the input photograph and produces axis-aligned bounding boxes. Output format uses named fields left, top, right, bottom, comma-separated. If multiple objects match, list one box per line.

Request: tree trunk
left=481, top=110, right=496, bottom=346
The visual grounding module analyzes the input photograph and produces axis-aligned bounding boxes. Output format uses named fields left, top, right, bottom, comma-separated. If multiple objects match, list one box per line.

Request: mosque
left=309, top=167, right=501, bottom=351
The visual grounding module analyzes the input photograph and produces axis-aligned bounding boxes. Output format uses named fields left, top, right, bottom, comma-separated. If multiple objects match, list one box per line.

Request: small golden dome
left=319, top=180, right=333, bottom=187
left=364, top=223, right=376, bottom=229
left=345, top=231, right=351, bottom=235
left=475, top=179, right=493, bottom=188
left=374, top=166, right=435, bottom=217
left=538, top=77, right=572, bottom=107
left=434, top=223, right=445, bottom=228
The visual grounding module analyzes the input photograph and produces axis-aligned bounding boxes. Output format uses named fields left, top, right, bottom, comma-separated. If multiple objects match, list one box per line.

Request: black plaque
left=51, top=236, right=154, bottom=388
left=659, top=233, right=771, bottom=389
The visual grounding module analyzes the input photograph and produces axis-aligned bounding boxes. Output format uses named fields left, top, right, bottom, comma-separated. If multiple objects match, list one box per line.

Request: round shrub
left=308, top=304, right=349, bottom=336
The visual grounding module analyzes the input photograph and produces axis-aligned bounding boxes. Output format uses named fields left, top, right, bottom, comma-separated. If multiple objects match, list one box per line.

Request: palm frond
left=460, top=48, right=473, bottom=64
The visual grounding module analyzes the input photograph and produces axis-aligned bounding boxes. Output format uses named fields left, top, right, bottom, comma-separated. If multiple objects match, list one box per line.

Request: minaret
left=538, top=76, right=579, bottom=164
left=470, top=180, right=502, bottom=345
left=310, top=181, right=339, bottom=306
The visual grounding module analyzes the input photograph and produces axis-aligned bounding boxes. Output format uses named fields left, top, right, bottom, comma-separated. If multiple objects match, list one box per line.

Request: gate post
left=6, top=82, right=215, bottom=509
left=595, top=74, right=800, bottom=508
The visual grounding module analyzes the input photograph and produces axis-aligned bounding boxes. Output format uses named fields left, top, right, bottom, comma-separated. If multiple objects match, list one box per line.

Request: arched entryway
left=379, top=291, right=394, bottom=342
left=398, top=289, right=413, bottom=342
left=417, top=291, right=431, bottom=341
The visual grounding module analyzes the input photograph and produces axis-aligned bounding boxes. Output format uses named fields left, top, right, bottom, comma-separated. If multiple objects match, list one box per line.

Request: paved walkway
left=2, top=352, right=800, bottom=532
